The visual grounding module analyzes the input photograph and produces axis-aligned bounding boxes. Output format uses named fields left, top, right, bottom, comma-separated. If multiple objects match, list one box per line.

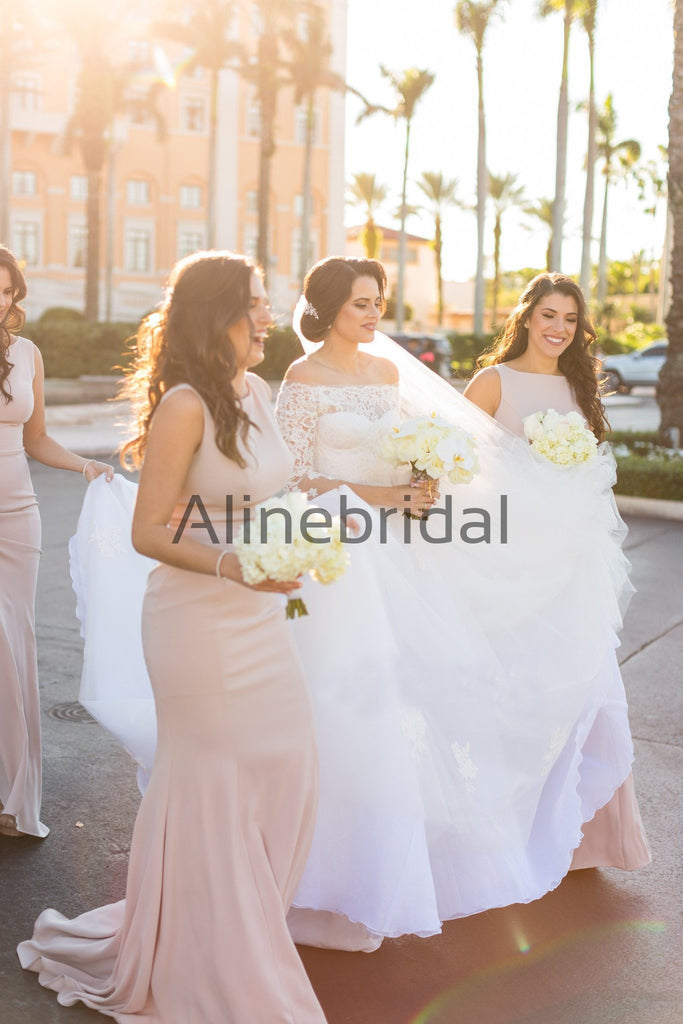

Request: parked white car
left=601, top=340, right=668, bottom=393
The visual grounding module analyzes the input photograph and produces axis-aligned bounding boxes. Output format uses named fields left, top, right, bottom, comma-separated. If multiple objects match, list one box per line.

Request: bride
left=72, top=256, right=648, bottom=952
left=274, top=256, right=649, bottom=947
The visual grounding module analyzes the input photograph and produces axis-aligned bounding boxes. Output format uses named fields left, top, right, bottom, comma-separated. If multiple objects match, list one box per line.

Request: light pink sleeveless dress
left=0, top=335, right=47, bottom=837
left=19, top=375, right=327, bottom=1023
left=493, top=362, right=650, bottom=870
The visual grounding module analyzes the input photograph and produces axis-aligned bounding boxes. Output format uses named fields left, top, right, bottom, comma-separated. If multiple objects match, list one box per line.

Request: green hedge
left=446, top=332, right=496, bottom=377
left=26, top=314, right=136, bottom=378
left=252, top=327, right=303, bottom=381
left=613, top=456, right=683, bottom=501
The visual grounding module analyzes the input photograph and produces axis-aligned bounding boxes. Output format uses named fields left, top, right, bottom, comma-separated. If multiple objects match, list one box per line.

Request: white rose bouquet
left=523, top=408, right=598, bottom=465
left=381, top=414, right=479, bottom=515
left=234, top=492, right=349, bottom=618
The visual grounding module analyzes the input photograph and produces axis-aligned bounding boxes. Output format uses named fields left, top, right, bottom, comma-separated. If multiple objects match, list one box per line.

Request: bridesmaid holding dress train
left=465, top=271, right=651, bottom=871
left=18, top=251, right=327, bottom=1023
left=0, top=245, right=111, bottom=840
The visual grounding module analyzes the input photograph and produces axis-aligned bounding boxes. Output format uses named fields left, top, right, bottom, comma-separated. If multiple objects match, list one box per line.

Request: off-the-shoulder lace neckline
left=280, top=380, right=398, bottom=392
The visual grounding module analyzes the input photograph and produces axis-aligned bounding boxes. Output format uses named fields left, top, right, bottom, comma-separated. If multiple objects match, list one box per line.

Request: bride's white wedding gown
left=70, top=369, right=648, bottom=948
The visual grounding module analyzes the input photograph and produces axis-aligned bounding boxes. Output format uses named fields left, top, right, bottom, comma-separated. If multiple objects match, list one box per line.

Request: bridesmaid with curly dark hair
left=19, top=251, right=327, bottom=1023
left=466, top=272, right=650, bottom=871
left=0, top=245, right=111, bottom=840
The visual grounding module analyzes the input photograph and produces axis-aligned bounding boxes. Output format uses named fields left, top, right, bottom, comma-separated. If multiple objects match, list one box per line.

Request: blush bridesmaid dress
left=492, top=362, right=650, bottom=872
left=19, top=375, right=327, bottom=1023
left=0, top=335, right=48, bottom=838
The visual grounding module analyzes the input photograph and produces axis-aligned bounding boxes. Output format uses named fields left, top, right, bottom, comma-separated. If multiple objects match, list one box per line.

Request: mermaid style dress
left=19, top=376, right=327, bottom=1023
left=492, top=363, right=650, bottom=870
left=0, top=336, right=48, bottom=838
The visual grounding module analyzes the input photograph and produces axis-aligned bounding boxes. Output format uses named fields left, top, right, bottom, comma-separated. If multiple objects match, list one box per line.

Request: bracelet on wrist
left=81, top=459, right=94, bottom=478
left=215, top=549, right=229, bottom=580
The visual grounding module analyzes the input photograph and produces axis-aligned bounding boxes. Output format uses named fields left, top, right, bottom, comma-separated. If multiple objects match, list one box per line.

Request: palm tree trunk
left=659, top=0, right=683, bottom=444
left=396, top=118, right=411, bottom=331
left=492, top=213, right=501, bottom=329
left=104, top=141, right=116, bottom=322
left=298, top=95, right=315, bottom=286
left=596, top=171, right=609, bottom=306
left=0, top=54, right=10, bottom=244
left=580, top=32, right=597, bottom=297
left=435, top=213, right=443, bottom=327
left=207, top=65, right=219, bottom=249
left=474, top=49, right=486, bottom=338
left=551, top=1, right=571, bottom=271
left=85, top=166, right=102, bottom=322
left=257, top=109, right=274, bottom=282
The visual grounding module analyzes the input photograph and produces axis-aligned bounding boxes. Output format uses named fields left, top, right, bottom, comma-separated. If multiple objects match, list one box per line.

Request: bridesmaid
left=18, top=251, right=327, bottom=1023
left=0, top=245, right=111, bottom=840
left=465, top=271, right=650, bottom=871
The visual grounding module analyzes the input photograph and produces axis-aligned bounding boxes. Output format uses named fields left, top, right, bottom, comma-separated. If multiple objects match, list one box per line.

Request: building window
left=127, top=179, right=151, bottom=205
left=243, top=225, right=258, bottom=261
left=291, top=228, right=317, bottom=276
left=128, top=40, right=150, bottom=69
left=11, top=75, right=42, bottom=111
left=294, top=105, right=319, bottom=145
left=183, top=97, right=206, bottom=133
left=13, top=222, right=40, bottom=265
left=12, top=170, right=37, bottom=196
left=128, top=95, right=155, bottom=127
left=69, top=223, right=87, bottom=268
left=180, top=184, right=203, bottom=209
left=177, top=230, right=205, bottom=259
left=247, top=99, right=261, bottom=137
left=125, top=228, right=152, bottom=272
left=246, top=189, right=258, bottom=213
left=294, top=193, right=314, bottom=217
left=70, top=175, right=88, bottom=201
left=380, top=244, right=418, bottom=264
left=250, top=4, right=264, bottom=36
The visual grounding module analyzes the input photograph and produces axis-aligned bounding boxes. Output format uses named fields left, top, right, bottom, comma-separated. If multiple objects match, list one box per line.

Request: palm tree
left=579, top=0, right=599, bottom=298
left=659, top=0, right=683, bottom=445
left=455, top=0, right=506, bottom=338
left=417, top=172, right=459, bottom=327
left=347, top=172, right=389, bottom=259
left=595, top=94, right=641, bottom=306
left=489, top=172, right=525, bottom=328
left=241, top=0, right=296, bottom=282
left=360, top=67, right=435, bottom=330
left=155, top=0, right=241, bottom=250
left=538, top=0, right=583, bottom=272
left=284, top=3, right=346, bottom=285
left=523, top=198, right=554, bottom=272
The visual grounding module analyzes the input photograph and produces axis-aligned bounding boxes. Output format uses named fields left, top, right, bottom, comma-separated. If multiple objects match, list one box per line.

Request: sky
left=343, top=0, right=674, bottom=283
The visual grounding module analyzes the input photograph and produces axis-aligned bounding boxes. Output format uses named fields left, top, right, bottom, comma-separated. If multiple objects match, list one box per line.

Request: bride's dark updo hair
left=300, top=257, right=386, bottom=342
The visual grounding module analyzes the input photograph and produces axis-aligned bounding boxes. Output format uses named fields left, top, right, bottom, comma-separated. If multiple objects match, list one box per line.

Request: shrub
left=446, top=332, right=497, bottom=377
left=251, top=327, right=303, bottom=381
left=613, top=456, right=683, bottom=501
left=25, top=319, right=136, bottom=378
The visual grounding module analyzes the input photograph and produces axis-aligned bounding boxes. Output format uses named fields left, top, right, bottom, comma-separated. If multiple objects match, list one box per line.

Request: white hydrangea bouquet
left=523, top=408, right=598, bottom=465
left=234, top=492, right=349, bottom=618
left=381, top=414, right=479, bottom=515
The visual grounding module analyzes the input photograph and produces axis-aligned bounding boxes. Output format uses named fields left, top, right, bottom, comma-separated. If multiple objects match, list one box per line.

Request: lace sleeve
left=274, top=382, right=320, bottom=493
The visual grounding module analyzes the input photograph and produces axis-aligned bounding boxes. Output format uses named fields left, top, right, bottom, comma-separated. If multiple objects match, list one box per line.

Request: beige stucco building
left=6, top=1, right=347, bottom=321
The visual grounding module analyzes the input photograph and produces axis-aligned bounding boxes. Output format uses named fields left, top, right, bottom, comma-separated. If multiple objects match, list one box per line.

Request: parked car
left=601, top=340, right=668, bottom=393
left=389, top=333, right=452, bottom=378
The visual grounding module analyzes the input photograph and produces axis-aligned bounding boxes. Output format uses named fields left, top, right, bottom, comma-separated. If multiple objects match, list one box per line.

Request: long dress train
left=0, top=335, right=47, bottom=838
left=19, top=376, right=327, bottom=1023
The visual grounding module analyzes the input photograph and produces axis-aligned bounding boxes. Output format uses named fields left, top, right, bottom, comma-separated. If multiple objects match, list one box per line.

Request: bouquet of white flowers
left=523, top=408, right=598, bottom=465
left=234, top=491, right=349, bottom=618
left=381, top=414, right=479, bottom=515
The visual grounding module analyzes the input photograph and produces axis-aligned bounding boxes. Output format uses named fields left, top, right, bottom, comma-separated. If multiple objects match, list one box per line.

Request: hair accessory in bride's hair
left=304, top=301, right=319, bottom=320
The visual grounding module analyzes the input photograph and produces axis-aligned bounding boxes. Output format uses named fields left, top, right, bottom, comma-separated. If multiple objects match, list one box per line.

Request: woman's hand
left=83, top=459, right=114, bottom=482
left=245, top=576, right=304, bottom=595
left=384, top=480, right=439, bottom=518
